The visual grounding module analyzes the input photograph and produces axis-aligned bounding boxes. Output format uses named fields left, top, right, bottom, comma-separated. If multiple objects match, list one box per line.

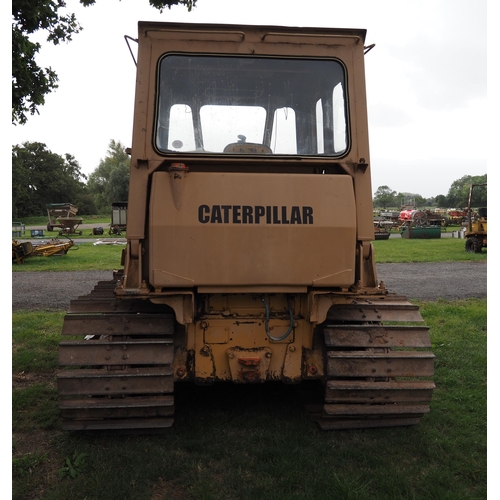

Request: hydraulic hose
left=261, top=296, right=294, bottom=341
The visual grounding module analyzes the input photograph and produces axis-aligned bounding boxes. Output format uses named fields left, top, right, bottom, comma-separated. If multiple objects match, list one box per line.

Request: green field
left=371, top=237, right=487, bottom=263
left=12, top=241, right=125, bottom=271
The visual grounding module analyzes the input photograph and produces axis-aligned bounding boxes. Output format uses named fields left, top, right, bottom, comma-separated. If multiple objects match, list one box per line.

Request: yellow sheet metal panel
left=149, top=171, right=356, bottom=289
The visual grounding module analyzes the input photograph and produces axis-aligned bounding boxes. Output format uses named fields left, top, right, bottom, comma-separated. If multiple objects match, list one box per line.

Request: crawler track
left=314, top=295, right=435, bottom=429
left=57, top=272, right=175, bottom=431
left=57, top=278, right=434, bottom=431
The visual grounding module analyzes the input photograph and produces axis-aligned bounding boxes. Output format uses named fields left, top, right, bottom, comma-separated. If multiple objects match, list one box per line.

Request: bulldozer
left=57, top=22, right=434, bottom=431
left=465, top=183, right=487, bottom=253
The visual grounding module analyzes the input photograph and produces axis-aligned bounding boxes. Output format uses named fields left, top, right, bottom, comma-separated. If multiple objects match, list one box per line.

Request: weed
left=58, top=452, right=89, bottom=479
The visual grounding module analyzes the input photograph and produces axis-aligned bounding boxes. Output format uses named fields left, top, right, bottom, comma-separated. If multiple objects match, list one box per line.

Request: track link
left=57, top=272, right=175, bottom=431
left=315, top=295, right=435, bottom=429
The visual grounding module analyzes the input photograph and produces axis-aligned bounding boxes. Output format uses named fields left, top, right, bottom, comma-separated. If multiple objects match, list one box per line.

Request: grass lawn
left=12, top=299, right=487, bottom=500
left=371, top=237, right=487, bottom=263
left=12, top=241, right=125, bottom=272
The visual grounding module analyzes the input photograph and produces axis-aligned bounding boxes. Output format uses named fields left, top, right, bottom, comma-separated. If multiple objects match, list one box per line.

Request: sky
left=11, top=0, right=490, bottom=199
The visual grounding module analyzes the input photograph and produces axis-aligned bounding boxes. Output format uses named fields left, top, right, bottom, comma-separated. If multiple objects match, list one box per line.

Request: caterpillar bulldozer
left=57, top=22, right=434, bottom=431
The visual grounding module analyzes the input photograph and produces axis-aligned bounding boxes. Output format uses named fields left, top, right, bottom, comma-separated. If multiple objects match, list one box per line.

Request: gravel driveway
left=12, top=262, right=486, bottom=311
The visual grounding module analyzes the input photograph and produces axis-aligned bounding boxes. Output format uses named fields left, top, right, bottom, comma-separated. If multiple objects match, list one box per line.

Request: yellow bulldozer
left=57, top=22, right=434, bottom=431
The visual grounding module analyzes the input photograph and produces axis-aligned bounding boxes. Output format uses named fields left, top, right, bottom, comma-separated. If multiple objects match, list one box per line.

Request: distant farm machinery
left=109, top=202, right=128, bottom=235
left=375, top=208, right=449, bottom=231
left=447, top=209, right=468, bottom=225
left=46, top=203, right=83, bottom=235
left=12, top=238, right=74, bottom=264
left=398, top=209, right=449, bottom=228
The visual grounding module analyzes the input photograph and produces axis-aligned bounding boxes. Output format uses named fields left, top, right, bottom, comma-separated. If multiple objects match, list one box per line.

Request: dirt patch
left=149, top=477, right=189, bottom=500
left=13, top=371, right=56, bottom=390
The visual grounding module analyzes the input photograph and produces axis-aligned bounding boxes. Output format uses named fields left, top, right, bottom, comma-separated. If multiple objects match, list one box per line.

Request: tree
left=12, top=141, right=89, bottom=217
left=447, top=174, right=487, bottom=208
left=373, top=185, right=397, bottom=209
left=74, top=193, right=97, bottom=215
left=397, top=192, right=426, bottom=208
left=12, top=1, right=82, bottom=125
left=87, top=140, right=130, bottom=213
left=435, top=194, right=447, bottom=207
left=12, top=0, right=197, bottom=125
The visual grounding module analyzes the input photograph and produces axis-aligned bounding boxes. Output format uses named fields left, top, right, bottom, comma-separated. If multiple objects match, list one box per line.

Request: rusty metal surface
left=59, top=340, right=173, bottom=365
left=315, top=296, right=435, bottom=429
left=68, top=298, right=167, bottom=314
left=57, top=367, right=174, bottom=396
left=57, top=278, right=175, bottom=431
left=61, top=313, right=175, bottom=336
left=226, top=346, right=272, bottom=383
left=326, top=301, right=424, bottom=322
left=327, top=351, right=435, bottom=378
left=326, top=380, right=435, bottom=403
left=324, top=325, right=431, bottom=348
left=323, top=404, right=430, bottom=416
left=59, top=395, right=174, bottom=419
